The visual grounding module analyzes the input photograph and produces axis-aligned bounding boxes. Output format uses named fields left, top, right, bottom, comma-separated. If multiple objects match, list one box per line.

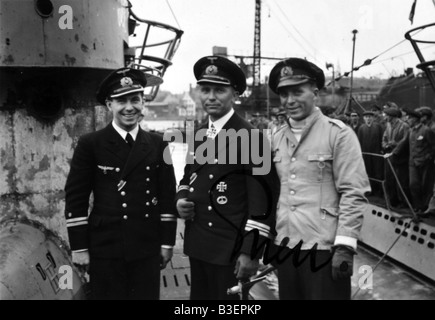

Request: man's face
left=363, top=115, right=373, bottom=126
left=406, top=115, right=419, bottom=127
left=198, top=84, right=237, bottom=121
left=106, top=92, right=144, bottom=131
left=384, top=114, right=393, bottom=123
left=351, top=114, right=359, bottom=124
left=278, top=83, right=318, bottom=121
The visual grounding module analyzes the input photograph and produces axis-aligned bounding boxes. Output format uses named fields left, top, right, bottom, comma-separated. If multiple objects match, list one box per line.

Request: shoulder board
left=327, top=118, right=346, bottom=129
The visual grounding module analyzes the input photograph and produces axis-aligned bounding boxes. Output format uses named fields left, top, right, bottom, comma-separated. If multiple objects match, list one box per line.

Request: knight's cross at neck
left=207, top=123, right=217, bottom=138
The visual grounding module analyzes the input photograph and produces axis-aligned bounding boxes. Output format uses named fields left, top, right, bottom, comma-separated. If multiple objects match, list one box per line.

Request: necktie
left=126, top=133, right=134, bottom=148
left=207, top=123, right=217, bottom=138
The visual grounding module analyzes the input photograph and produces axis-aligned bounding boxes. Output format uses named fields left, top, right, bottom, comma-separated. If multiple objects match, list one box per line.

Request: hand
left=72, top=251, right=90, bottom=273
left=331, top=245, right=355, bottom=280
left=160, top=247, right=173, bottom=270
left=176, top=198, right=195, bottom=220
left=383, top=153, right=393, bottom=159
left=234, top=253, right=259, bottom=280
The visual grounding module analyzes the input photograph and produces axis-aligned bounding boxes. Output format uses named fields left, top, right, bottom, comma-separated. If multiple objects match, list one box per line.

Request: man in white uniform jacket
left=268, top=57, right=370, bottom=300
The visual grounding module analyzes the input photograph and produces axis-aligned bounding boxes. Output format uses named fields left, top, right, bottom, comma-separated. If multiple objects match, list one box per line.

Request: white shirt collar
left=112, top=121, right=139, bottom=141
left=209, top=108, right=234, bottom=135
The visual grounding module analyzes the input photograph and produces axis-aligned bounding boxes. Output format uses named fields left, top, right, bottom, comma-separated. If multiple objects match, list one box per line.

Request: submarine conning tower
left=0, top=0, right=183, bottom=242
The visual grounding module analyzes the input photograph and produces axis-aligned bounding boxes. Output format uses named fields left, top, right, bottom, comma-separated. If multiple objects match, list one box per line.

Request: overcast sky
left=130, top=0, right=435, bottom=93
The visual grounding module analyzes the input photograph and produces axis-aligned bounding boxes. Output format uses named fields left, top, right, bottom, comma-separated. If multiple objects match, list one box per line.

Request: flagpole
left=409, top=0, right=417, bottom=24
left=345, top=29, right=358, bottom=114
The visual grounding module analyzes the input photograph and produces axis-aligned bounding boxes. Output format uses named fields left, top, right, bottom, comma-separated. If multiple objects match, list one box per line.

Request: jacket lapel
left=190, top=112, right=242, bottom=174
left=215, top=112, right=242, bottom=156
left=102, top=124, right=130, bottom=162
left=190, top=122, right=209, bottom=172
left=120, top=128, right=153, bottom=180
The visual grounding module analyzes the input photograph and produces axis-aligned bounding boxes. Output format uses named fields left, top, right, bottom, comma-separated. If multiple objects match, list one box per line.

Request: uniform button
left=291, top=174, right=296, bottom=179
left=290, top=190, right=295, bottom=195
left=145, top=214, right=149, bottom=218
left=214, top=159, right=218, bottom=164
left=146, top=190, right=150, bottom=194
left=290, top=206, right=296, bottom=211
left=291, top=157, right=296, bottom=162
left=146, top=178, right=150, bottom=182
left=208, top=222, right=213, bottom=227
left=146, top=202, right=150, bottom=206
left=122, top=203, right=127, bottom=208
left=291, top=144, right=296, bottom=148
left=123, top=215, right=128, bottom=220
left=319, top=156, right=324, bottom=161
left=146, top=166, right=150, bottom=170
left=209, top=174, right=214, bottom=179
left=208, top=206, right=212, bottom=211
left=115, top=168, right=120, bottom=172
left=68, top=212, right=72, bottom=217
left=121, top=191, right=126, bottom=196
left=189, top=187, right=194, bottom=192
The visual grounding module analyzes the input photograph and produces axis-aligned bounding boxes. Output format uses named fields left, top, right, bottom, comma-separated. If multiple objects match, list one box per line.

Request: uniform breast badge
left=216, top=182, right=227, bottom=192
left=97, top=165, right=115, bottom=174
left=217, top=196, right=228, bottom=205
left=117, top=180, right=126, bottom=191
left=190, top=172, right=198, bottom=185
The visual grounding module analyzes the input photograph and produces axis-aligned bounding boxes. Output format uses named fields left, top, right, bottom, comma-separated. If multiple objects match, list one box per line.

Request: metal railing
left=362, top=152, right=418, bottom=221
left=126, top=6, right=184, bottom=101
left=404, top=22, right=435, bottom=92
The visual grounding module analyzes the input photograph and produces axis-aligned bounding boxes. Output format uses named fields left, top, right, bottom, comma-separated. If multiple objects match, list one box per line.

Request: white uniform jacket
left=272, top=108, right=370, bottom=250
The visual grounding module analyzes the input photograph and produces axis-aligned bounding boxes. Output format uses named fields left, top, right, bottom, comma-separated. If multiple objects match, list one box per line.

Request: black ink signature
left=208, top=169, right=332, bottom=272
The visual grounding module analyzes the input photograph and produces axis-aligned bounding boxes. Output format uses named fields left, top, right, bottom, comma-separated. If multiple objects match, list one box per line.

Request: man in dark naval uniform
left=176, top=56, right=280, bottom=300
left=64, top=68, right=178, bottom=300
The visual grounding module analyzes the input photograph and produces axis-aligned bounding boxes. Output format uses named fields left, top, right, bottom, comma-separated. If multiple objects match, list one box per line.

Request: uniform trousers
left=189, top=257, right=239, bottom=300
left=385, top=160, right=410, bottom=207
left=275, top=250, right=351, bottom=300
left=409, top=162, right=435, bottom=211
left=90, top=255, right=160, bottom=300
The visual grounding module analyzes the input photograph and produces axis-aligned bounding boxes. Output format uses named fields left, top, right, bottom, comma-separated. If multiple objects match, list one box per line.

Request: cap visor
left=197, top=79, right=231, bottom=86
left=277, top=78, right=310, bottom=89
left=144, top=73, right=163, bottom=87
left=110, top=87, right=144, bottom=99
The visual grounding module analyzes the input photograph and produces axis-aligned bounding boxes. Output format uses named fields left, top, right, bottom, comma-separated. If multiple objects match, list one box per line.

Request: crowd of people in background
left=250, top=101, right=435, bottom=218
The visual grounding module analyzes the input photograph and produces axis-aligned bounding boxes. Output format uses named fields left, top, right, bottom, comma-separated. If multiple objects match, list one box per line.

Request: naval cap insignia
left=205, top=65, right=218, bottom=75
left=281, top=66, right=293, bottom=77
left=120, top=77, right=133, bottom=87
left=207, top=57, right=218, bottom=63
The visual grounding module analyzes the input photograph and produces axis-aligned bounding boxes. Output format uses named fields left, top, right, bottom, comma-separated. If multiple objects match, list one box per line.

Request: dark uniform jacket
left=382, top=118, right=410, bottom=165
left=64, top=124, right=177, bottom=262
left=176, top=112, right=280, bottom=266
left=394, top=123, right=435, bottom=167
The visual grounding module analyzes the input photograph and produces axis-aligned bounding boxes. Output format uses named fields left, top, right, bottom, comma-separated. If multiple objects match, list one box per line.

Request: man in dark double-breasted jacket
left=64, top=68, right=177, bottom=300
left=176, top=56, right=280, bottom=300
